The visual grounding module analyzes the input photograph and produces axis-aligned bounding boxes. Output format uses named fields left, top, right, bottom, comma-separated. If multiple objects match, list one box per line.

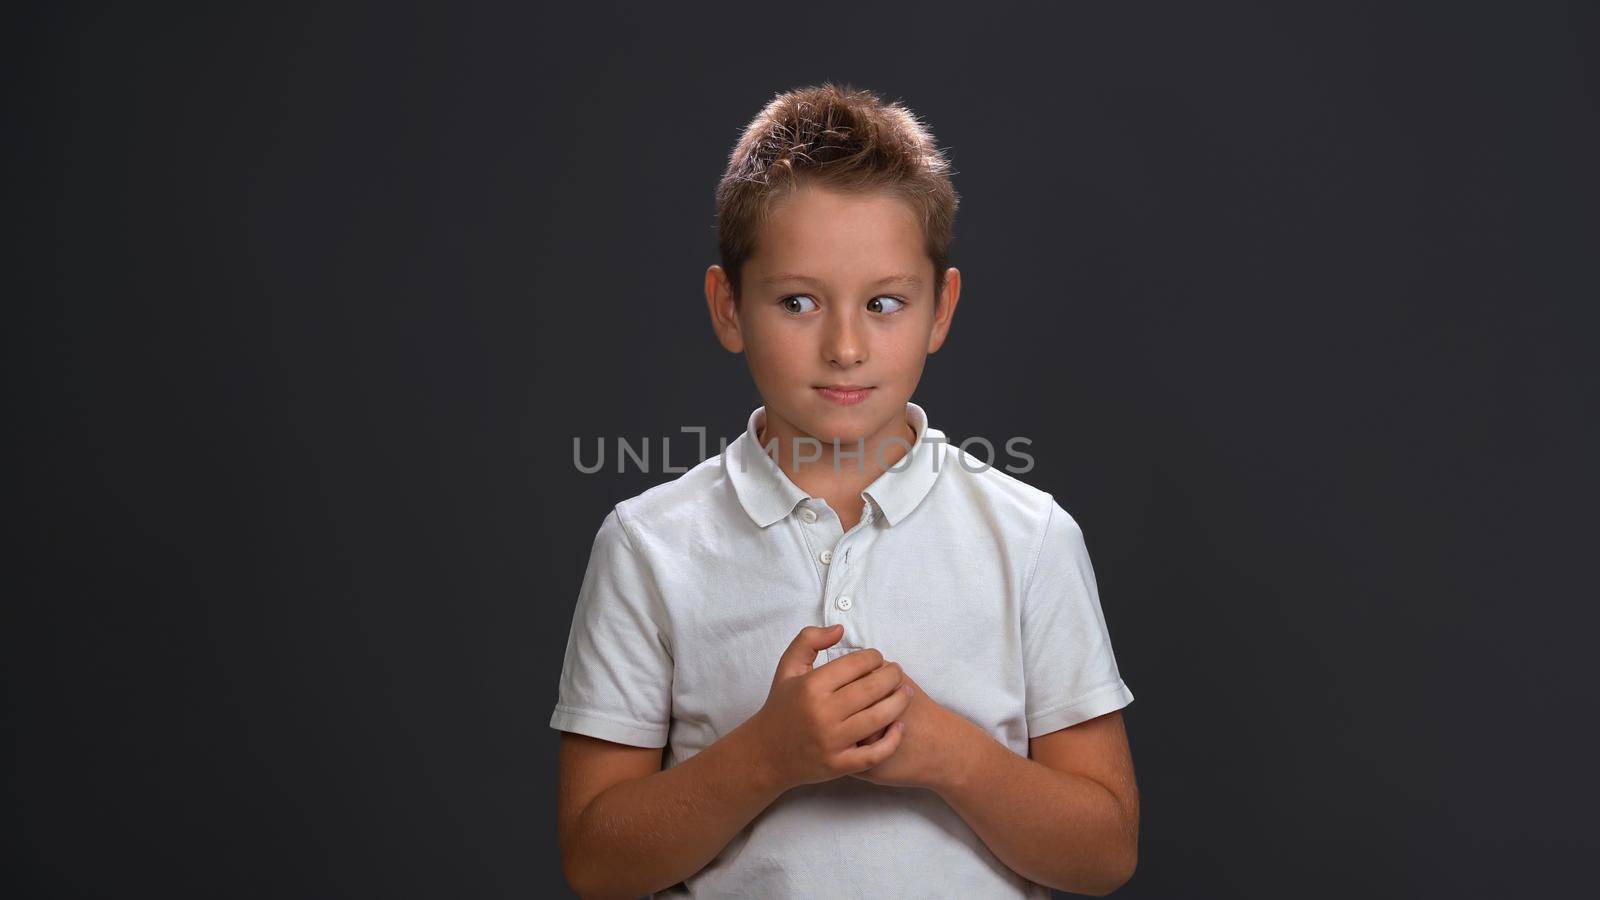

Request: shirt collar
left=725, top=401, right=945, bottom=529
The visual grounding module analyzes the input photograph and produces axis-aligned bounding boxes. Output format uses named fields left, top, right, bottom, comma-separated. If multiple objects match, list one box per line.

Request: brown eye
left=868, top=296, right=906, bottom=314
left=781, top=295, right=818, bottom=314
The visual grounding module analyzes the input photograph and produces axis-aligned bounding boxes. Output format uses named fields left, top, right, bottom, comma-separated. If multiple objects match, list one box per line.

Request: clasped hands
left=748, top=623, right=972, bottom=792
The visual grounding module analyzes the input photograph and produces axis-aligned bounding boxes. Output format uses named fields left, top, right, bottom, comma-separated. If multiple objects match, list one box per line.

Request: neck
left=757, top=409, right=918, bottom=501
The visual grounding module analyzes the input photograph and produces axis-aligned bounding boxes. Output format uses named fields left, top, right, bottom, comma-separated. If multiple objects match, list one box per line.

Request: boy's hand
left=848, top=669, right=961, bottom=789
left=744, top=624, right=914, bottom=792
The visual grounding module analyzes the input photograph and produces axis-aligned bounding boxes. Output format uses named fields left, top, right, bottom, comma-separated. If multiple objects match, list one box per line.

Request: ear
left=705, top=265, right=745, bottom=353
left=926, top=267, right=961, bottom=354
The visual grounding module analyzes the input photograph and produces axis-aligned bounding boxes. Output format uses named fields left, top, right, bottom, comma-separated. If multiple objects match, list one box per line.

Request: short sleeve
left=1021, top=499, right=1134, bottom=737
left=548, top=507, right=674, bottom=748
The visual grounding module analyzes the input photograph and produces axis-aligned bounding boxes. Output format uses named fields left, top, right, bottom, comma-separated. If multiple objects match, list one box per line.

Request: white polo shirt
left=550, top=401, right=1134, bottom=898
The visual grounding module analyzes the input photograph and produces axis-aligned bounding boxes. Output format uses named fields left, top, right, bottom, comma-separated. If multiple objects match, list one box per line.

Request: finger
left=810, top=646, right=885, bottom=692
left=833, top=660, right=904, bottom=714
left=858, top=723, right=890, bottom=746
left=843, top=721, right=906, bottom=771
left=776, top=624, right=844, bottom=679
left=840, top=682, right=913, bottom=743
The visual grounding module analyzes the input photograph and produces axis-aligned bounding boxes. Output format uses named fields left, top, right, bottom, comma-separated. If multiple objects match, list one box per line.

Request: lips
left=815, top=385, right=874, bottom=406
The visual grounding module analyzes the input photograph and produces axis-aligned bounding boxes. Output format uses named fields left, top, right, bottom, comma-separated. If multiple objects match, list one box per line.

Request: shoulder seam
left=1020, top=493, right=1056, bottom=601
left=611, top=502, right=644, bottom=557
left=607, top=502, right=675, bottom=660
left=961, top=446, right=1049, bottom=498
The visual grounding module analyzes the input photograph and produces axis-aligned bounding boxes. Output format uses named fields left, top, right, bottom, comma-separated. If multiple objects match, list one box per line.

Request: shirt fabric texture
left=550, top=401, right=1135, bottom=898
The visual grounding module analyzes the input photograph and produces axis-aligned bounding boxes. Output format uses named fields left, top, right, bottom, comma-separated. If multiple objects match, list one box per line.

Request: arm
left=560, top=626, right=911, bottom=899
left=559, top=716, right=786, bottom=900
left=931, top=709, right=1138, bottom=896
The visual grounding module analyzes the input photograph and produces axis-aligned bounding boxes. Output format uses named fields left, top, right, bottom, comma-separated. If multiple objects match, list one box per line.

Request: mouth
left=814, top=385, right=875, bottom=406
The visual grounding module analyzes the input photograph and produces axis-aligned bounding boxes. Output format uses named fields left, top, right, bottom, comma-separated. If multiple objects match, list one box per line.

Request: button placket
left=795, top=501, right=846, bottom=606
left=821, top=500, right=882, bottom=633
left=790, top=503, right=828, bottom=603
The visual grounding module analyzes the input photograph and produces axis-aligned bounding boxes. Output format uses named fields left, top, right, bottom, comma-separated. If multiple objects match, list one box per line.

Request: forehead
left=749, top=184, right=927, bottom=285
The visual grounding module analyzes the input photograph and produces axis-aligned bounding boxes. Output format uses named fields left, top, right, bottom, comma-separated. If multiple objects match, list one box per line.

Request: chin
left=811, top=411, right=885, bottom=445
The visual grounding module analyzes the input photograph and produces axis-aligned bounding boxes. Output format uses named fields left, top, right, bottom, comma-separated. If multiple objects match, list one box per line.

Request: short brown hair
left=715, top=82, right=960, bottom=303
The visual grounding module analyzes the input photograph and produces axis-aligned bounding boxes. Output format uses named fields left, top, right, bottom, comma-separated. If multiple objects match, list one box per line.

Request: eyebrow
left=758, top=272, right=924, bottom=289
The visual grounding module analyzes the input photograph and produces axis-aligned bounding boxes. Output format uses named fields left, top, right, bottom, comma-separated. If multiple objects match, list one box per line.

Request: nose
left=823, top=308, right=866, bottom=368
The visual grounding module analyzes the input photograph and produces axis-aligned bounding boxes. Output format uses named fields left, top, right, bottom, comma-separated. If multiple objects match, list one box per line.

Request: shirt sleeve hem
left=549, top=706, right=669, bottom=748
left=1025, top=680, right=1134, bottom=738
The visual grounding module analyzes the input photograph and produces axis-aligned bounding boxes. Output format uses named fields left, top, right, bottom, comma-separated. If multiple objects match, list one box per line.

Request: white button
left=836, top=594, right=853, bottom=611
left=800, top=508, right=817, bottom=524
left=819, top=550, right=832, bottom=565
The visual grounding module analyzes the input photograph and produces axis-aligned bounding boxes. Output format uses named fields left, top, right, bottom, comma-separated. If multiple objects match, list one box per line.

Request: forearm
left=566, top=719, right=787, bottom=900
left=932, top=722, right=1136, bottom=896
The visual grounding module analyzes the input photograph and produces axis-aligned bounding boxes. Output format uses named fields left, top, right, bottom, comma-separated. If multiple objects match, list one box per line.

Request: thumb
left=776, top=623, right=844, bottom=679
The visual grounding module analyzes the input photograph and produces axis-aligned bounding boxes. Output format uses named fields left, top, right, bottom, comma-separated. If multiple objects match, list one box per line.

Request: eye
left=779, top=294, right=818, bottom=315
left=868, top=295, right=906, bottom=315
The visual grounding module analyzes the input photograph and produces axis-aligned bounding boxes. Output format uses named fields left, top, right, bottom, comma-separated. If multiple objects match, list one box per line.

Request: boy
left=550, top=83, right=1138, bottom=898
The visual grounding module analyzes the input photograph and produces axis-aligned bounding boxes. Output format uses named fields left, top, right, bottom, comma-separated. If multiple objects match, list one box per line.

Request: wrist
left=727, top=715, right=792, bottom=797
left=928, top=713, right=989, bottom=798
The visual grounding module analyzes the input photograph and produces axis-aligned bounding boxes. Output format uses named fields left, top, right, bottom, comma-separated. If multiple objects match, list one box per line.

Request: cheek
left=744, top=334, right=811, bottom=380
left=877, top=335, right=929, bottom=373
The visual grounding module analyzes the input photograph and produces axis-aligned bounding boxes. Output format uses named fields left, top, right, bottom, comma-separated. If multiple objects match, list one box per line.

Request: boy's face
left=706, top=184, right=961, bottom=449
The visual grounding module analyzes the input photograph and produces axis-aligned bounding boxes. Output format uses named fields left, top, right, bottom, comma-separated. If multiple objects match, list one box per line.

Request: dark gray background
left=9, top=1, right=1597, bottom=897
